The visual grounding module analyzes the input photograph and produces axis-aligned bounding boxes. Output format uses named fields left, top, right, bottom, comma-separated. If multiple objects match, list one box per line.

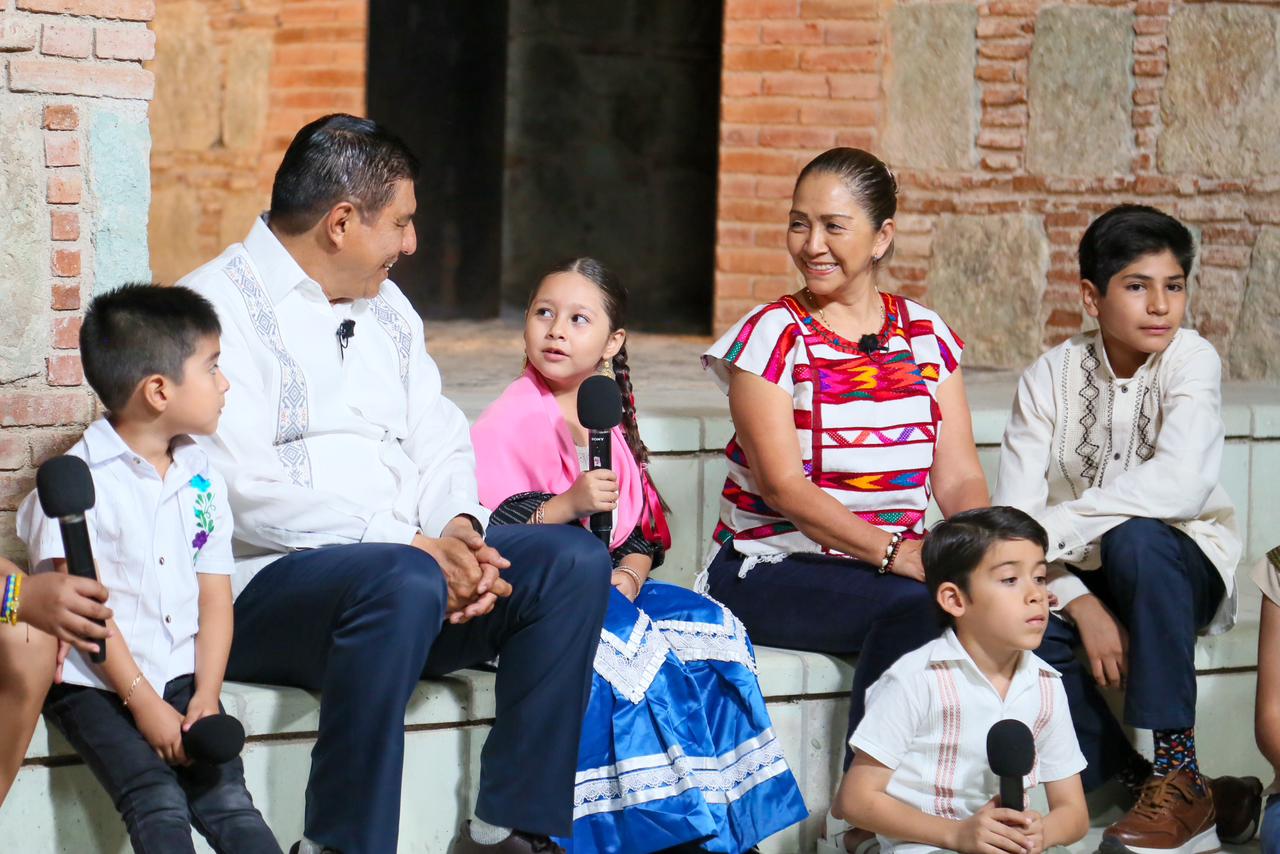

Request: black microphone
left=182, top=713, right=245, bottom=765
left=857, top=333, right=884, bottom=356
left=987, top=719, right=1035, bottom=811
left=36, top=455, right=106, bottom=664
left=337, top=319, right=355, bottom=360
left=577, top=374, right=624, bottom=544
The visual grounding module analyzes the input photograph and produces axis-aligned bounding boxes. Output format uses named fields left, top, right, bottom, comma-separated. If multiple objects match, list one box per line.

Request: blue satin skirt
left=556, top=582, right=808, bottom=854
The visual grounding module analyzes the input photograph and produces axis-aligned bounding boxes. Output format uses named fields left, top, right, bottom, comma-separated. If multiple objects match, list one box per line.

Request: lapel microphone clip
left=336, top=319, right=356, bottom=360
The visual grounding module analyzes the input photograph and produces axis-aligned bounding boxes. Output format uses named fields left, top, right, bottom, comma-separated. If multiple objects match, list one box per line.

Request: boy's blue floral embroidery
left=190, top=474, right=215, bottom=561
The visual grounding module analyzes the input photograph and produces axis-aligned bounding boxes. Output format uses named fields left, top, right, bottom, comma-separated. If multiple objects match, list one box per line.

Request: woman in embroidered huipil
left=701, top=149, right=990, bottom=786
left=471, top=259, right=807, bottom=854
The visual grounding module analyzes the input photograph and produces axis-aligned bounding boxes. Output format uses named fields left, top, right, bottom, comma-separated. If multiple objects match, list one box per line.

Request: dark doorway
left=368, top=1, right=722, bottom=332
left=367, top=0, right=508, bottom=319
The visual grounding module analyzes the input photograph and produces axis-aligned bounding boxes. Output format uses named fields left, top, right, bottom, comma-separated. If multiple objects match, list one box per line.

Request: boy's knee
left=1102, top=517, right=1173, bottom=555
left=1101, top=518, right=1182, bottom=586
left=118, top=773, right=190, bottom=829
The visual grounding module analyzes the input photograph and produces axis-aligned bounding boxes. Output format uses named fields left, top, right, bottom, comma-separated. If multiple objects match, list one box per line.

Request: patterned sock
left=1116, top=748, right=1154, bottom=798
left=1153, top=727, right=1206, bottom=794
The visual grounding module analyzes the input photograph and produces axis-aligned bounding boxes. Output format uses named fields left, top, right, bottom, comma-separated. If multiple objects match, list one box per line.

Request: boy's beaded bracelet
left=878, top=533, right=904, bottom=575
left=2, top=574, right=21, bottom=625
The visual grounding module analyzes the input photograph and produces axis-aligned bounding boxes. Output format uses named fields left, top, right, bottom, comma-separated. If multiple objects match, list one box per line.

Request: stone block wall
left=715, top=0, right=1280, bottom=377
left=0, top=0, right=156, bottom=560
left=148, top=0, right=366, bottom=284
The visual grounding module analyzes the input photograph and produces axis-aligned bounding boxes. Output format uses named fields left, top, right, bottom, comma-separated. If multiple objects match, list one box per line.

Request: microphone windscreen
left=36, top=455, right=96, bottom=518
left=987, top=719, right=1035, bottom=778
left=577, top=374, right=624, bottom=431
left=182, top=714, right=246, bottom=765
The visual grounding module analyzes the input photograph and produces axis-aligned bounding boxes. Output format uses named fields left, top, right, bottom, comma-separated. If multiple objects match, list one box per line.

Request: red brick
left=725, top=0, right=799, bottom=18
left=721, top=100, right=799, bottom=124
left=50, top=209, right=79, bottom=241
left=752, top=276, right=791, bottom=301
left=722, top=71, right=762, bottom=97
left=827, top=72, right=878, bottom=99
left=984, top=1, right=1039, bottom=15
left=1134, top=34, right=1167, bottom=56
left=278, top=3, right=367, bottom=24
left=1201, top=224, right=1257, bottom=246
left=761, top=20, right=823, bottom=44
left=823, top=21, right=880, bottom=45
left=981, top=86, right=1025, bottom=107
left=720, top=197, right=788, bottom=223
left=1134, top=58, right=1167, bottom=77
left=1172, top=199, right=1244, bottom=227
left=755, top=227, right=788, bottom=249
left=47, top=170, right=82, bottom=204
left=1134, top=15, right=1168, bottom=36
left=755, top=175, right=797, bottom=199
left=978, top=42, right=1031, bottom=61
left=760, top=126, right=836, bottom=149
left=0, top=390, right=92, bottom=427
left=981, top=153, right=1021, bottom=171
left=44, top=130, right=79, bottom=167
left=95, top=25, right=155, bottom=61
left=800, top=0, right=878, bottom=19
left=718, top=224, right=756, bottom=247
left=9, top=57, right=154, bottom=99
left=1135, top=0, right=1171, bottom=15
left=51, top=248, right=80, bottom=278
left=762, top=72, right=828, bottom=97
left=725, top=21, right=760, bottom=44
left=977, top=18, right=1031, bottom=38
left=835, top=127, right=876, bottom=148
left=799, top=101, right=877, bottom=126
left=715, top=273, right=755, bottom=299
left=41, top=22, right=91, bottom=58
left=1201, top=246, right=1251, bottom=269
left=1134, top=175, right=1177, bottom=195
left=1133, top=86, right=1160, bottom=106
left=51, top=315, right=81, bottom=349
left=1045, top=212, right=1090, bottom=228
left=722, top=124, right=758, bottom=147
left=270, top=67, right=366, bottom=90
left=982, top=105, right=1028, bottom=127
left=718, top=174, right=757, bottom=198
left=17, top=0, right=155, bottom=21
left=0, top=471, right=37, bottom=512
left=0, top=436, right=27, bottom=471
left=799, top=47, right=877, bottom=72
left=719, top=248, right=792, bottom=275
left=724, top=45, right=799, bottom=71
left=28, top=429, right=81, bottom=466
left=273, top=24, right=365, bottom=45
left=43, top=103, right=78, bottom=130
left=0, top=17, right=39, bottom=51
left=47, top=354, right=83, bottom=386
left=976, top=62, right=1015, bottom=83
left=1133, top=106, right=1158, bottom=127
left=273, top=43, right=365, bottom=67
left=978, top=128, right=1023, bottom=150
left=721, top=150, right=800, bottom=176
left=51, top=281, right=80, bottom=309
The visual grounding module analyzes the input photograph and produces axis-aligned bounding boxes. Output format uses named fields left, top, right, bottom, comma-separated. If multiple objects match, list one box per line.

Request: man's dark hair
left=922, top=507, right=1049, bottom=629
left=269, top=113, right=419, bottom=235
left=1078, top=204, right=1195, bottom=295
left=80, top=284, right=221, bottom=413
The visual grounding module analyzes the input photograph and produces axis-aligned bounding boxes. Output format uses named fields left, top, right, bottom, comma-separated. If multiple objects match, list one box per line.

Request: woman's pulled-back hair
left=531, top=258, right=658, bottom=480
left=795, top=147, right=899, bottom=265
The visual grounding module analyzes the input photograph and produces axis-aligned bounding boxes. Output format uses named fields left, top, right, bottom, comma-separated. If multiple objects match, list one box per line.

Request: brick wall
left=0, top=0, right=156, bottom=559
left=714, top=0, right=1280, bottom=377
left=148, top=0, right=366, bottom=284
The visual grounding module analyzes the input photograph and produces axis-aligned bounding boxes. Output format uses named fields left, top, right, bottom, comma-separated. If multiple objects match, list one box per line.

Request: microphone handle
left=998, top=775, right=1024, bottom=812
left=587, top=430, right=612, bottom=545
left=58, top=516, right=106, bottom=664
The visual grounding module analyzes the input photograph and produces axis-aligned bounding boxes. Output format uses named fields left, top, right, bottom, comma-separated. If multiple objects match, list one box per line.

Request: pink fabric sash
left=471, top=367, right=669, bottom=551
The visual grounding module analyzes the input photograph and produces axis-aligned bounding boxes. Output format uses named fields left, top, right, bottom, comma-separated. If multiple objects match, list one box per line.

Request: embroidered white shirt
left=178, top=218, right=490, bottom=595
left=993, top=329, right=1240, bottom=634
left=16, top=419, right=234, bottom=692
left=850, top=630, right=1085, bottom=854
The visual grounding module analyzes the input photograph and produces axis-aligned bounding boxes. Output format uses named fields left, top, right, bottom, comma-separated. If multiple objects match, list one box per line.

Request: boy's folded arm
left=838, top=753, right=965, bottom=848
left=191, top=573, right=232, bottom=715
left=1041, top=776, right=1089, bottom=847
left=993, top=358, right=1054, bottom=518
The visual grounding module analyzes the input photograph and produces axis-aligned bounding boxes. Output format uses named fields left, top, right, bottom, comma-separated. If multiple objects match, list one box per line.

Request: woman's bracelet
left=530, top=502, right=546, bottom=526
left=614, top=565, right=644, bottom=592
left=121, top=673, right=145, bottom=708
left=879, top=533, right=904, bottom=575
left=2, top=573, right=21, bottom=625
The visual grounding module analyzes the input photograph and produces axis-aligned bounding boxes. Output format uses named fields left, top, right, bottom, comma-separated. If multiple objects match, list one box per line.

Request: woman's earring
left=598, top=358, right=616, bottom=380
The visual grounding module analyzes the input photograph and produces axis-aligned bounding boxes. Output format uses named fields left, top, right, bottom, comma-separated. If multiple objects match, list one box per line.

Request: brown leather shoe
left=449, top=822, right=565, bottom=854
left=1100, top=769, right=1220, bottom=854
left=1208, top=774, right=1263, bottom=844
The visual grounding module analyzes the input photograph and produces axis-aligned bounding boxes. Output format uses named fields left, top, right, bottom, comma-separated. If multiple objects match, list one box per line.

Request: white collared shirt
left=16, top=419, right=234, bottom=692
left=850, top=630, right=1085, bottom=854
left=993, top=328, right=1240, bottom=634
left=177, top=217, right=489, bottom=595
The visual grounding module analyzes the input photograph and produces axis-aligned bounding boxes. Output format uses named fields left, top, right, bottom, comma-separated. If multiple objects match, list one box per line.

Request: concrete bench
left=5, top=375, right=1277, bottom=852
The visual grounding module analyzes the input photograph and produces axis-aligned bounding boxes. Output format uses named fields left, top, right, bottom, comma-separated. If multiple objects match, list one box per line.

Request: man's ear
left=324, top=201, right=358, bottom=250
left=936, top=581, right=967, bottom=622
left=1081, top=279, right=1103, bottom=319
left=138, top=374, right=170, bottom=414
left=603, top=328, right=626, bottom=362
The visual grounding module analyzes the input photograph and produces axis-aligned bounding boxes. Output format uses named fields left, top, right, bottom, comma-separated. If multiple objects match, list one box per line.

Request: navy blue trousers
left=44, top=674, right=280, bottom=854
left=226, top=524, right=612, bottom=854
left=704, top=542, right=941, bottom=768
left=1033, top=517, right=1224, bottom=791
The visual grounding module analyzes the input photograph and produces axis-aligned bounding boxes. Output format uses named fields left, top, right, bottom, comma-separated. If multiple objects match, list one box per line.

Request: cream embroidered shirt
left=178, top=218, right=489, bottom=596
left=993, top=328, right=1240, bottom=634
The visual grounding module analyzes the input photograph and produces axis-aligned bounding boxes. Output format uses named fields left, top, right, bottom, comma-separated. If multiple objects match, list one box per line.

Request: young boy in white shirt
left=17, top=284, right=279, bottom=853
left=836, top=506, right=1088, bottom=854
left=995, top=204, right=1258, bottom=852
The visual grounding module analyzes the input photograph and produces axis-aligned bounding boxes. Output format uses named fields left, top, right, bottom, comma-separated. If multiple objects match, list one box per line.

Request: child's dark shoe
left=1208, top=773, right=1263, bottom=844
left=450, top=822, right=565, bottom=853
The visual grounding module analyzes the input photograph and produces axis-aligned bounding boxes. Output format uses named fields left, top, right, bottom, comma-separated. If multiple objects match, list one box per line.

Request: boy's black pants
left=44, top=673, right=281, bottom=854
left=1034, top=517, right=1224, bottom=791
